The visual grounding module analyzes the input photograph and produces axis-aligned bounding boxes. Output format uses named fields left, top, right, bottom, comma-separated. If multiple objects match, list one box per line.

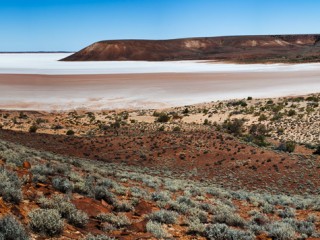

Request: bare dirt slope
left=62, top=34, right=320, bottom=63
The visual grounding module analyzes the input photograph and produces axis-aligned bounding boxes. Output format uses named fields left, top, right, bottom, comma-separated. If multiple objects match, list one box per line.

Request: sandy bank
left=0, top=70, right=319, bottom=110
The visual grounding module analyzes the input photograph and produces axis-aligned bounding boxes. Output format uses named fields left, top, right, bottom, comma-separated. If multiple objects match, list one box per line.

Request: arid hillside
left=62, top=34, right=320, bottom=63
left=0, top=94, right=320, bottom=239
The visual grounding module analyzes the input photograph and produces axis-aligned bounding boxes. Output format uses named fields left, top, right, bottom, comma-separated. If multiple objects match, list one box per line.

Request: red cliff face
left=62, top=35, right=320, bottom=63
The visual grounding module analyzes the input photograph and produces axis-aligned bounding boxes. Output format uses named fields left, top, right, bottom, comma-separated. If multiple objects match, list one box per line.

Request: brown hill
left=62, top=34, right=320, bottom=63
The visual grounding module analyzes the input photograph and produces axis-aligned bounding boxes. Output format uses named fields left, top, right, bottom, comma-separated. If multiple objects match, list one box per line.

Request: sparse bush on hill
left=29, top=209, right=64, bottom=237
left=277, top=141, right=296, bottom=153
left=0, top=215, right=29, bottom=240
left=287, top=109, right=296, bottom=116
left=29, top=124, right=38, bottom=133
left=228, top=100, right=248, bottom=107
left=258, top=113, right=268, bottom=121
left=156, top=112, right=170, bottom=123
left=313, top=145, right=320, bottom=155
left=222, top=118, right=245, bottom=136
left=66, top=129, right=75, bottom=135
left=246, top=123, right=269, bottom=146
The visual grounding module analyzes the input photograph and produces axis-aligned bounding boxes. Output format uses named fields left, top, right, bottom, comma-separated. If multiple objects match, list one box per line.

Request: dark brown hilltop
left=62, top=34, right=320, bottom=63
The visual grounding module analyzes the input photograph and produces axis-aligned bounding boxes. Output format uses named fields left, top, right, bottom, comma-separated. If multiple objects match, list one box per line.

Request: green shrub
left=222, top=118, right=245, bottom=136
left=173, top=126, right=181, bottom=132
left=29, top=209, right=64, bottom=237
left=0, top=215, right=29, bottom=240
left=258, top=114, right=268, bottom=121
left=313, top=145, right=320, bottom=155
left=156, top=112, right=170, bottom=123
left=66, top=129, right=75, bottom=135
left=287, top=109, right=296, bottom=116
left=277, top=141, right=296, bottom=153
left=29, top=125, right=38, bottom=133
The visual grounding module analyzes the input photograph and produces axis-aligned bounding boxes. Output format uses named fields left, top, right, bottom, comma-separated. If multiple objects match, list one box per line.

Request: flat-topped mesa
left=61, top=34, right=320, bottom=63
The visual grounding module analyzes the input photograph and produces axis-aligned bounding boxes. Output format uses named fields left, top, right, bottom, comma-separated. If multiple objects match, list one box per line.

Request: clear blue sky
left=1, top=0, right=319, bottom=51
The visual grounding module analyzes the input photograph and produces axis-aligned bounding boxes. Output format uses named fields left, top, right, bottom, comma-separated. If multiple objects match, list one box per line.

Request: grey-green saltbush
left=151, top=191, right=171, bottom=202
left=188, top=207, right=208, bottom=223
left=148, top=210, right=179, bottom=224
left=205, top=223, right=254, bottom=240
left=94, top=186, right=116, bottom=204
left=0, top=148, right=26, bottom=166
left=187, top=218, right=205, bottom=234
left=0, top=168, right=23, bottom=203
left=0, top=215, right=29, bottom=240
left=278, top=207, right=295, bottom=218
left=29, top=209, right=64, bottom=237
left=52, top=177, right=73, bottom=193
left=113, top=201, right=134, bottom=212
left=98, top=178, right=116, bottom=189
left=96, top=213, right=131, bottom=228
left=267, top=221, right=295, bottom=240
left=130, top=186, right=147, bottom=198
left=177, top=196, right=197, bottom=207
left=31, top=164, right=53, bottom=176
left=146, top=220, right=169, bottom=238
left=283, top=218, right=315, bottom=237
left=38, top=195, right=88, bottom=228
left=85, top=234, right=115, bottom=240
left=212, top=206, right=246, bottom=227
